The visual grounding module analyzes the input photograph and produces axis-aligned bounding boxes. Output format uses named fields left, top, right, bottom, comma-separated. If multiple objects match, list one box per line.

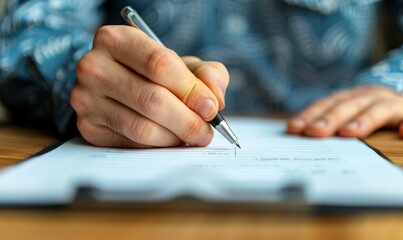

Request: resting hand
left=71, top=25, right=229, bottom=148
left=288, top=86, right=403, bottom=138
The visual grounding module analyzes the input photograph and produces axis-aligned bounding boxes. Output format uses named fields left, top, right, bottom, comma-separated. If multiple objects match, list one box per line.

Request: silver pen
left=121, top=6, right=241, bottom=149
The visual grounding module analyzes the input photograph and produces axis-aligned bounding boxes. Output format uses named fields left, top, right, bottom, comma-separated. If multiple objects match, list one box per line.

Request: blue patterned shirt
left=1, top=0, right=403, bottom=135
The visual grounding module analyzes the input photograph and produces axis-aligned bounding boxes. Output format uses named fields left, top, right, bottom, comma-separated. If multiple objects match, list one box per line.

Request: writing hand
left=71, top=26, right=228, bottom=148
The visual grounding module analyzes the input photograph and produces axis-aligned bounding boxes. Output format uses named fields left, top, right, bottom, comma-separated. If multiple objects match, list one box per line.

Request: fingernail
left=344, top=121, right=359, bottom=130
left=197, top=99, right=216, bottom=119
left=310, top=119, right=327, bottom=129
left=290, top=119, right=306, bottom=128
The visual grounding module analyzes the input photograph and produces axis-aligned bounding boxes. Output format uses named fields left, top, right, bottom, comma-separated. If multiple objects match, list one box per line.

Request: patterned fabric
left=0, top=0, right=402, bottom=135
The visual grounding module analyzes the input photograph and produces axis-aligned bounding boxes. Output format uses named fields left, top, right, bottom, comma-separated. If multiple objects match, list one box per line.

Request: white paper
left=1, top=117, right=403, bottom=206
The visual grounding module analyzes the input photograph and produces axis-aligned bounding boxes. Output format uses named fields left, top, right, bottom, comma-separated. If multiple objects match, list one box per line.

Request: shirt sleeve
left=353, top=0, right=403, bottom=93
left=0, top=0, right=105, bottom=135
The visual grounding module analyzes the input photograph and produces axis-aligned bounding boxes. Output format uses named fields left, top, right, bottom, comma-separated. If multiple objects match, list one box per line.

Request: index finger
left=93, top=25, right=219, bottom=121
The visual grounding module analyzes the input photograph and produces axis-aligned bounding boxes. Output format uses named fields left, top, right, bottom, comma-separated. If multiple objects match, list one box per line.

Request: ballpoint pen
left=120, top=6, right=241, bottom=149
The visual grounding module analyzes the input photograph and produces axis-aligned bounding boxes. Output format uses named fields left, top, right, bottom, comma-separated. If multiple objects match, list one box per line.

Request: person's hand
left=71, top=25, right=229, bottom=148
left=287, top=86, right=403, bottom=138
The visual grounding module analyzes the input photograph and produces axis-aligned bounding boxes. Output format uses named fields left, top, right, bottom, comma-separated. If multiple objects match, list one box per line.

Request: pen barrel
left=209, top=112, right=225, bottom=127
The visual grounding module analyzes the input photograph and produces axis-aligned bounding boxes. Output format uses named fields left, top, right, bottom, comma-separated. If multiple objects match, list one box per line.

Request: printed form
left=1, top=117, right=403, bottom=207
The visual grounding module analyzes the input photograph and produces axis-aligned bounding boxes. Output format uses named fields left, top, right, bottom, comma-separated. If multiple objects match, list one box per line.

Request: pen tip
left=235, top=142, right=241, bottom=149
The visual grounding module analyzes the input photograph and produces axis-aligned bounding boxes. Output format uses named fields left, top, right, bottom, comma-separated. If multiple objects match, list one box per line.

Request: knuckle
left=362, top=85, right=379, bottom=92
left=207, top=61, right=230, bottom=87
left=307, top=98, right=329, bottom=113
left=129, top=119, right=153, bottom=143
left=70, top=87, right=90, bottom=114
left=328, top=89, right=352, bottom=102
left=93, top=25, right=121, bottom=49
left=383, top=98, right=400, bottom=110
left=136, top=87, right=166, bottom=115
left=147, top=48, right=177, bottom=80
left=357, top=85, right=390, bottom=97
left=77, top=52, right=116, bottom=92
left=180, top=119, right=204, bottom=141
left=356, top=86, right=377, bottom=97
left=183, top=56, right=202, bottom=63
left=365, top=110, right=379, bottom=124
left=209, top=61, right=226, bottom=71
left=349, top=100, right=365, bottom=111
left=364, top=115, right=376, bottom=126
left=326, top=112, right=342, bottom=124
left=331, top=98, right=363, bottom=117
left=311, top=97, right=327, bottom=107
left=197, top=61, right=229, bottom=80
left=328, top=91, right=346, bottom=101
left=210, top=61, right=229, bottom=77
left=76, top=53, right=101, bottom=81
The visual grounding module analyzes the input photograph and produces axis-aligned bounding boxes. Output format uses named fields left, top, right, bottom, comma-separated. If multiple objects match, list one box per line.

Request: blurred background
left=0, top=0, right=7, bottom=122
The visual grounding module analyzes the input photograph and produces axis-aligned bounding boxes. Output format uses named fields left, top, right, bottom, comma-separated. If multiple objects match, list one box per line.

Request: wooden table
left=0, top=123, right=403, bottom=240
